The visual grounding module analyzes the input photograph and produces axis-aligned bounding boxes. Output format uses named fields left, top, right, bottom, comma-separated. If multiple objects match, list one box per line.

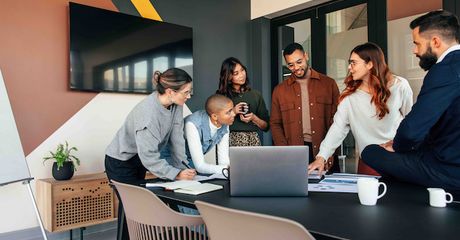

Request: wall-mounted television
left=69, top=2, right=193, bottom=94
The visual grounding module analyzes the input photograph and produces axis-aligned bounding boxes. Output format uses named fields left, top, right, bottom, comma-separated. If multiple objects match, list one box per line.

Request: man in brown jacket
left=270, top=42, right=340, bottom=171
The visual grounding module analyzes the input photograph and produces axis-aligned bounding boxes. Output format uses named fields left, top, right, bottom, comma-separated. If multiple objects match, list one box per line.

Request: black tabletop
left=148, top=179, right=460, bottom=240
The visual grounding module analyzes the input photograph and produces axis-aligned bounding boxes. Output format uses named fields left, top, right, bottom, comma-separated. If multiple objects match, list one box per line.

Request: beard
left=293, top=64, right=308, bottom=78
left=417, top=46, right=438, bottom=71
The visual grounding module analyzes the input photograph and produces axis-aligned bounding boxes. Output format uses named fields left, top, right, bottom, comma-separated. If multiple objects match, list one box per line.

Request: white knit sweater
left=317, top=76, right=413, bottom=160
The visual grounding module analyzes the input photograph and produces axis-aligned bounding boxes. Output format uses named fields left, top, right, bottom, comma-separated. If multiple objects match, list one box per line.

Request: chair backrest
left=112, top=181, right=207, bottom=240
left=195, top=200, right=315, bottom=240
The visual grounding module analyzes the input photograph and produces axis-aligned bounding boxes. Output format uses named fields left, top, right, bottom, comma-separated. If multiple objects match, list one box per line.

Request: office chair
left=112, top=181, right=207, bottom=240
left=195, top=200, right=315, bottom=240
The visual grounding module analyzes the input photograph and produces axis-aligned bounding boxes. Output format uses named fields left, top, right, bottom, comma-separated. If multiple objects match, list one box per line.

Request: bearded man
left=362, top=10, right=460, bottom=192
left=270, top=42, right=340, bottom=172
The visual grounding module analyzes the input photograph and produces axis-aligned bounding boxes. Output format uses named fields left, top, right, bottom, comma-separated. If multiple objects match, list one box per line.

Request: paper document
left=327, top=173, right=381, bottom=179
left=308, top=170, right=325, bottom=180
left=309, top=183, right=358, bottom=193
left=322, top=173, right=380, bottom=184
left=193, top=173, right=227, bottom=182
left=145, top=180, right=200, bottom=190
left=308, top=173, right=379, bottom=193
left=174, top=183, right=223, bottom=195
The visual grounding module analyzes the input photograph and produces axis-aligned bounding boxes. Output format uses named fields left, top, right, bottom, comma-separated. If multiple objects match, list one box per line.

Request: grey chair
left=112, top=181, right=207, bottom=240
left=195, top=200, right=315, bottom=240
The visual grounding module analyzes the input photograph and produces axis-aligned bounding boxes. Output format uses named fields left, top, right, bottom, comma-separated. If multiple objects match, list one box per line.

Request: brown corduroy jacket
left=270, top=69, right=340, bottom=162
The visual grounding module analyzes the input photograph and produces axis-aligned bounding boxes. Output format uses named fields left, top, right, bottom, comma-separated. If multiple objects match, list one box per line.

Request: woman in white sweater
left=308, top=42, right=413, bottom=175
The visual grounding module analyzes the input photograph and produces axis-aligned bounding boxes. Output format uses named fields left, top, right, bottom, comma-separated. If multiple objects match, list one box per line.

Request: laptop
left=229, top=146, right=309, bottom=197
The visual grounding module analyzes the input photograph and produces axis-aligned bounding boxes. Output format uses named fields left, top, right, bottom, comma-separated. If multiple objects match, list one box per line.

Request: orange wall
left=0, top=0, right=116, bottom=155
left=388, top=0, right=442, bottom=20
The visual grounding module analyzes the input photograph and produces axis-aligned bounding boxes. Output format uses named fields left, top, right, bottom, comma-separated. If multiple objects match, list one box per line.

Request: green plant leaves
left=43, top=141, right=80, bottom=171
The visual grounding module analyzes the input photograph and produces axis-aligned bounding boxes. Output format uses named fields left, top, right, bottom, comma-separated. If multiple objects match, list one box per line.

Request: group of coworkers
left=105, top=9, right=460, bottom=191
left=105, top=10, right=460, bottom=238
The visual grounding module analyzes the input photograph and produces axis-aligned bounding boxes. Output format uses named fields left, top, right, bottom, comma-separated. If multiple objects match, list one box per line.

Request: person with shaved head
left=185, top=94, right=236, bottom=174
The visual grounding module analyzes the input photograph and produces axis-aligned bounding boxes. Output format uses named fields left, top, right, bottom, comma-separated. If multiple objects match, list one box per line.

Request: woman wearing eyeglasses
left=105, top=68, right=196, bottom=185
left=308, top=42, right=413, bottom=175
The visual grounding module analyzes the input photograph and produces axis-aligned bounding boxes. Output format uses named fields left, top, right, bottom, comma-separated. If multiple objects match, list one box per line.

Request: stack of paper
left=308, top=170, right=325, bottom=180
left=193, top=173, right=227, bottom=182
left=308, top=173, right=380, bottom=193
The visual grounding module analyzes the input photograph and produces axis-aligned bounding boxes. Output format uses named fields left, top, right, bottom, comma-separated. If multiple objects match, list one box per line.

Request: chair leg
left=111, top=184, right=130, bottom=240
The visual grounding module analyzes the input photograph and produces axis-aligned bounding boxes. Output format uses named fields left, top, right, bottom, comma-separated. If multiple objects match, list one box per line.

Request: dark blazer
left=393, top=49, right=460, bottom=166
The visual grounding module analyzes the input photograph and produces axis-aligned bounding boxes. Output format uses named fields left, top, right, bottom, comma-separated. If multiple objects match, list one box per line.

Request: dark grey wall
left=250, top=17, right=272, bottom=145
left=149, top=0, right=251, bottom=111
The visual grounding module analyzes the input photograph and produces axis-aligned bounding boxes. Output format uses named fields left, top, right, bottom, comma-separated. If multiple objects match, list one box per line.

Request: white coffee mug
left=427, top=188, right=453, bottom=207
left=357, top=178, right=387, bottom=206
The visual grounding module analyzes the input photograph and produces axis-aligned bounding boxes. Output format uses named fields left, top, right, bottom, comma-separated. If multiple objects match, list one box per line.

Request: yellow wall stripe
left=130, top=0, right=162, bottom=21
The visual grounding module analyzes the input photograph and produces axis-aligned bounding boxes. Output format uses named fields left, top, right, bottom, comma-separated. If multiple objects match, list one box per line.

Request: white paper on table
left=145, top=180, right=200, bottom=189
left=174, top=183, right=223, bottom=195
left=326, top=173, right=381, bottom=179
left=308, top=183, right=358, bottom=193
left=321, top=173, right=380, bottom=184
left=193, top=173, right=227, bottom=182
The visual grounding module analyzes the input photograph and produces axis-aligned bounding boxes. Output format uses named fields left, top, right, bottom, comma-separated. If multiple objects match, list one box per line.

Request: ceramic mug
left=357, top=178, right=387, bottom=206
left=222, top=167, right=230, bottom=180
left=427, top=188, right=453, bottom=207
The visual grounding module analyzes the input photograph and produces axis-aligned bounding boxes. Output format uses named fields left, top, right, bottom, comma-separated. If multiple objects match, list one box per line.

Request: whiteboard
left=0, top=69, right=31, bottom=185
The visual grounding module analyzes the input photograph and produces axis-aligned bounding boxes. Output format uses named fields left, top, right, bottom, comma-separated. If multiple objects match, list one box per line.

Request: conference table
left=148, top=179, right=460, bottom=240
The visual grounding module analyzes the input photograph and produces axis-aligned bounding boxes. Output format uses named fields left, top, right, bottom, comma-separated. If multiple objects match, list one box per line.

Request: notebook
left=145, top=180, right=223, bottom=195
left=174, top=183, right=223, bottom=195
left=229, top=146, right=309, bottom=197
left=145, top=180, right=200, bottom=190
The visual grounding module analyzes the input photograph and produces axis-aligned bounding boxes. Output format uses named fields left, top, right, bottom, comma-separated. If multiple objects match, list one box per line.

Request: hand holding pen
left=176, top=161, right=197, bottom=180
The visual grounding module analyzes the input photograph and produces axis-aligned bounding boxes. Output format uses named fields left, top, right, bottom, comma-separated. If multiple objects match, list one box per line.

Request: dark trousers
left=362, top=144, right=460, bottom=192
left=105, top=155, right=148, bottom=240
left=304, top=141, right=340, bottom=173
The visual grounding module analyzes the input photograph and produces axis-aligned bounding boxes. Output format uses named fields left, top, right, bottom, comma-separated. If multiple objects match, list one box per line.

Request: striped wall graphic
left=111, top=0, right=162, bottom=21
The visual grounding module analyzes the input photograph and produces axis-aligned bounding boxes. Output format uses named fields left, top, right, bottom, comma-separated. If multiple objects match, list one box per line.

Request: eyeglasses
left=348, top=60, right=366, bottom=67
left=174, top=89, right=192, bottom=97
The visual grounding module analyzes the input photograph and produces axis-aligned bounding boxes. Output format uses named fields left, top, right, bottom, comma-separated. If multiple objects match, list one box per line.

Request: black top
left=148, top=179, right=460, bottom=240
left=230, top=90, right=270, bottom=132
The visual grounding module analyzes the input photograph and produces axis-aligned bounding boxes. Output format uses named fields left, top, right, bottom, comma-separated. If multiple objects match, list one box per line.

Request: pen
left=181, top=161, right=201, bottom=175
left=182, top=160, right=192, bottom=169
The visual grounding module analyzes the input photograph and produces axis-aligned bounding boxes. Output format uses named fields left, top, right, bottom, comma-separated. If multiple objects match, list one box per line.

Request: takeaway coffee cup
left=427, top=188, right=453, bottom=207
left=357, top=178, right=387, bottom=206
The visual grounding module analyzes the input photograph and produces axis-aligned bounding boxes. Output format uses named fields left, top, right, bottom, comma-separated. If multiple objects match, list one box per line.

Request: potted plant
left=43, top=141, right=80, bottom=180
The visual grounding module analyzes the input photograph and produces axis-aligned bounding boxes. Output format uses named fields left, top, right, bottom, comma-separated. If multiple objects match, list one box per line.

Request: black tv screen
left=69, top=3, right=193, bottom=93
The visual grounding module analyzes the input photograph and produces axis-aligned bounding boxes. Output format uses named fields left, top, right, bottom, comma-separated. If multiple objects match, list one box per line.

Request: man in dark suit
left=362, top=10, right=460, bottom=191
